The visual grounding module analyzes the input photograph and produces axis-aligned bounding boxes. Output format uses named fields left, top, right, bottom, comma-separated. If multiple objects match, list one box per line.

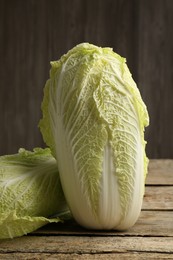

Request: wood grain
left=146, top=160, right=173, bottom=185
left=32, top=211, right=173, bottom=237
left=143, top=186, right=173, bottom=210
left=0, top=253, right=172, bottom=260
left=138, top=0, right=173, bottom=158
left=0, top=0, right=173, bottom=158
left=0, top=159, right=172, bottom=258
left=0, top=236, right=173, bottom=254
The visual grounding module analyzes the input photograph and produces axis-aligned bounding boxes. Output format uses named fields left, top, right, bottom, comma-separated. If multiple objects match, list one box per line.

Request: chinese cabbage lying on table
left=0, top=148, right=69, bottom=239
left=39, top=43, right=149, bottom=230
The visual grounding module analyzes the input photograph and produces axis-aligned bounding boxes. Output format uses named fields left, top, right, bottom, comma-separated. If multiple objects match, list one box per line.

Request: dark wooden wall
left=0, top=0, right=173, bottom=158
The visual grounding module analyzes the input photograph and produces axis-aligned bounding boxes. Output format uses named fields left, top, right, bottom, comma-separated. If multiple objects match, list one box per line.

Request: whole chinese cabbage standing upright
left=39, top=43, right=149, bottom=230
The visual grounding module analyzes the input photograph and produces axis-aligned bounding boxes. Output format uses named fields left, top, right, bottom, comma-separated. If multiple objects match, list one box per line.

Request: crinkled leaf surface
left=0, top=211, right=61, bottom=239
left=0, top=148, right=69, bottom=239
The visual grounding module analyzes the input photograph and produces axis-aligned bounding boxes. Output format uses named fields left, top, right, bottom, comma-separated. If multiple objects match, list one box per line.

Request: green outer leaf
left=0, top=148, right=69, bottom=239
left=0, top=211, right=61, bottom=239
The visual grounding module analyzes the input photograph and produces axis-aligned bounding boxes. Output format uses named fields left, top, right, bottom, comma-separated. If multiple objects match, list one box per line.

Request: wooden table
left=0, top=160, right=173, bottom=259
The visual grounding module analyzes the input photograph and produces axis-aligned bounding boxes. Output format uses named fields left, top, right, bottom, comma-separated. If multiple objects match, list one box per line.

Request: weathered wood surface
left=0, top=159, right=173, bottom=259
left=0, top=236, right=173, bottom=255
left=32, top=211, right=173, bottom=237
left=0, top=253, right=172, bottom=260
left=0, top=0, right=173, bottom=158
left=147, top=160, right=173, bottom=185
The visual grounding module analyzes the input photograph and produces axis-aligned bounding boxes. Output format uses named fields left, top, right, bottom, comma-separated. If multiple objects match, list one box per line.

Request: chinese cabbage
left=0, top=148, right=69, bottom=239
left=39, top=43, right=149, bottom=230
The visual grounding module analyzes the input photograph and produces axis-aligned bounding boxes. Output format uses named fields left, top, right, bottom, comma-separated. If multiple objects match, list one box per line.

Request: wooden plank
left=32, top=211, right=173, bottom=237
left=133, top=211, right=173, bottom=237
left=138, top=0, right=173, bottom=158
left=0, top=236, right=173, bottom=254
left=146, top=159, right=173, bottom=185
left=143, top=186, right=173, bottom=210
left=0, top=252, right=173, bottom=260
